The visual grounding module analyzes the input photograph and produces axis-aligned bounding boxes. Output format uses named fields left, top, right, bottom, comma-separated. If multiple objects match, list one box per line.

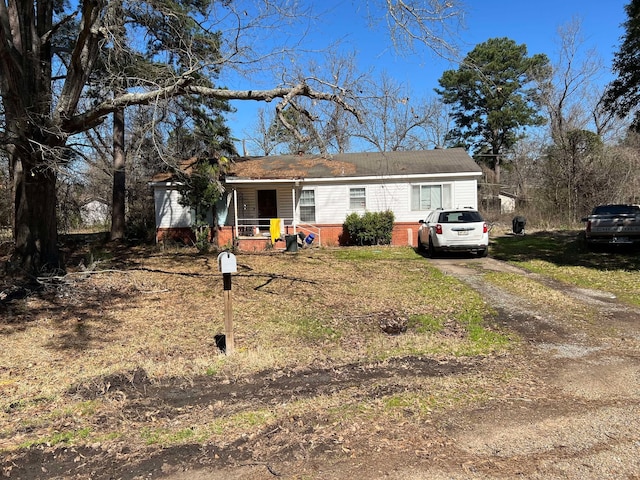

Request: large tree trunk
left=492, top=146, right=502, bottom=186
left=494, top=160, right=501, bottom=186
left=12, top=152, right=60, bottom=275
left=111, top=106, right=126, bottom=240
left=109, top=0, right=126, bottom=241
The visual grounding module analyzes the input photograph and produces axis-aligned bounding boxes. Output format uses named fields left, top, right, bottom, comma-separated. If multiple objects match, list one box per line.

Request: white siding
left=154, top=187, right=191, bottom=228
left=369, top=183, right=404, bottom=215
left=313, top=184, right=348, bottom=224
left=296, top=177, right=478, bottom=224
left=276, top=186, right=294, bottom=220
left=452, top=180, right=478, bottom=210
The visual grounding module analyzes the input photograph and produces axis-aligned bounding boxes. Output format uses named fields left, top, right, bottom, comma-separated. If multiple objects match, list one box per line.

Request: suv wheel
left=428, top=237, right=437, bottom=258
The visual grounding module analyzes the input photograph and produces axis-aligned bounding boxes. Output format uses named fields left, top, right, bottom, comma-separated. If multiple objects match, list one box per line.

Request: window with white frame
left=349, top=187, right=366, bottom=210
left=299, top=189, right=316, bottom=222
left=411, top=184, right=452, bottom=210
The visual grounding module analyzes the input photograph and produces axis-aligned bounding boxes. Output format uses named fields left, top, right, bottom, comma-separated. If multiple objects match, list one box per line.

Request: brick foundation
left=156, top=223, right=421, bottom=252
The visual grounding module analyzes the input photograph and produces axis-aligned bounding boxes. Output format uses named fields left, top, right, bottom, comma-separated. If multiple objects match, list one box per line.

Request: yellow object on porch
left=269, top=218, right=283, bottom=244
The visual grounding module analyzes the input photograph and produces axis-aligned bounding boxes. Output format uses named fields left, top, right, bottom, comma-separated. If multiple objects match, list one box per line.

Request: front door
left=257, top=189, right=277, bottom=228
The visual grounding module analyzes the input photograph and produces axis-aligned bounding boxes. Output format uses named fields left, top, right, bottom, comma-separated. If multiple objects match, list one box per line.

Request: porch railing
left=234, top=218, right=321, bottom=246
left=235, top=217, right=292, bottom=237
left=295, top=223, right=321, bottom=246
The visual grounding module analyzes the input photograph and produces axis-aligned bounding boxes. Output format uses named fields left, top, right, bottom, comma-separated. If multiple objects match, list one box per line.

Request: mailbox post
left=217, top=251, right=237, bottom=354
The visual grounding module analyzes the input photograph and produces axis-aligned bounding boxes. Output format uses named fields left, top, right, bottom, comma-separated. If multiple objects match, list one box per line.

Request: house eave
left=224, top=171, right=482, bottom=184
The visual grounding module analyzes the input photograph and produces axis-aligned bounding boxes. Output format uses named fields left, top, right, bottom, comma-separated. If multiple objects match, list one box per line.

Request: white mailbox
left=217, top=251, right=237, bottom=274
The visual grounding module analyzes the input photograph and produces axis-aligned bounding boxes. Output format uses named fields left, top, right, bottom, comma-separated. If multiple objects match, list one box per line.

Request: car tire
left=428, top=237, right=437, bottom=258
left=417, top=236, right=425, bottom=252
left=478, top=248, right=488, bottom=258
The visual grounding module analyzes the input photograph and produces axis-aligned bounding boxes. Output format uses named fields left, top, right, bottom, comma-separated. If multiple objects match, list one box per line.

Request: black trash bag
left=297, top=231, right=306, bottom=246
left=512, top=216, right=526, bottom=235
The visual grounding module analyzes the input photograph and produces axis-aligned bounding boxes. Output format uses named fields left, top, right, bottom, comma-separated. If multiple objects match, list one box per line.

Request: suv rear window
left=438, top=211, right=484, bottom=223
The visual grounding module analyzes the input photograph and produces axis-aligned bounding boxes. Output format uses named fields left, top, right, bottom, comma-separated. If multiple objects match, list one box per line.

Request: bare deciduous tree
left=381, top=0, right=463, bottom=58
left=535, top=18, right=635, bottom=221
left=354, top=73, right=417, bottom=151
left=351, top=73, right=453, bottom=152
left=244, top=108, right=280, bottom=156
left=538, top=18, right=615, bottom=143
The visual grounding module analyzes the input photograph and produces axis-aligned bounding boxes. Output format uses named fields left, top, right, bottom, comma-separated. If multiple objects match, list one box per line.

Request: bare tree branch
left=63, top=80, right=363, bottom=139
left=382, top=0, right=463, bottom=59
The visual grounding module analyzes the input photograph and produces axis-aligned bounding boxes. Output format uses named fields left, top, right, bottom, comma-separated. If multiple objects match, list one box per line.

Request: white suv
left=418, top=208, right=489, bottom=257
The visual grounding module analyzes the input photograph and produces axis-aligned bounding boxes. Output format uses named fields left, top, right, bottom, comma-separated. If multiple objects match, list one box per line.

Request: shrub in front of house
left=344, top=210, right=395, bottom=246
left=192, top=222, right=211, bottom=253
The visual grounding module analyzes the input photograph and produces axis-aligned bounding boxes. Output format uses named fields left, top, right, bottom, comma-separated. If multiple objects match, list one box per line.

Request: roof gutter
left=224, top=171, right=482, bottom=184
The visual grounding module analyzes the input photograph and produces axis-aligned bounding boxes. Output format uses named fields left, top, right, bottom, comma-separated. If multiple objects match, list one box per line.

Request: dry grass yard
left=1, top=232, right=639, bottom=479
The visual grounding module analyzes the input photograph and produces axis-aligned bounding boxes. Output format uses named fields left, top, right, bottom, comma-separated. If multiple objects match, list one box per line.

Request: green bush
left=192, top=222, right=211, bottom=253
left=344, top=210, right=395, bottom=245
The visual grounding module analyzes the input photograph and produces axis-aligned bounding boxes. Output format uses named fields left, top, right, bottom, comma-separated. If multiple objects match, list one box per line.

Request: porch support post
left=233, top=189, right=239, bottom=238
left=291, top=186, right=297, bottom=235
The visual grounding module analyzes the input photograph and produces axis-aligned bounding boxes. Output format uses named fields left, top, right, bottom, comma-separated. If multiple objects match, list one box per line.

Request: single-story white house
left=150, top=148, right=483, bottom=250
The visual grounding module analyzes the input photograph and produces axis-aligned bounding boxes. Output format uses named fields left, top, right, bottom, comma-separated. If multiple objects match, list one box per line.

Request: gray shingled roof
left=226, top=148, right=480, bottom=180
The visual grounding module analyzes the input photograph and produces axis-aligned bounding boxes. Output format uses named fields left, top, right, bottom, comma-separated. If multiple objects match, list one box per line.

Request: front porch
left=218, top=219, right=323, bottom=252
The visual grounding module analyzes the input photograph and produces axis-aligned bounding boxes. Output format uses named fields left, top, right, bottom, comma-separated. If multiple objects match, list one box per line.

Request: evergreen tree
left=435, top=37, right=550, bottom=184
left=177, top=157, right=228, bottom=221
left=604, top=0, right=640, bottom=130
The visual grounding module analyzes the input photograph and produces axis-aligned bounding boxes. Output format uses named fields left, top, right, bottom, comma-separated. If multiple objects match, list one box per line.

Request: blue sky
left=224, top=0, right=628, bottom=152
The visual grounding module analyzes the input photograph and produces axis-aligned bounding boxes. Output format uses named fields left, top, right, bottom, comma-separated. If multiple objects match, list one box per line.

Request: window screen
left=411, top=184, right=452, bottom=210
left=300, top=189, right=316, bottom=223
left=349, top=187, right=366, bottom=210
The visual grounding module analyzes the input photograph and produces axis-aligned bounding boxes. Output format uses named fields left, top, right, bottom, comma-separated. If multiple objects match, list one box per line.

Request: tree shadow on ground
left=1, top=233, right=136, bottom=347
left=490, top=230, right=640, bottom=271
left=0, top=278, right=127, bottom=351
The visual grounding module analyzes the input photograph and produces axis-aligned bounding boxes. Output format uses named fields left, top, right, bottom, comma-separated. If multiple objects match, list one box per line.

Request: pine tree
left=435, top=37, right=550, bottom=184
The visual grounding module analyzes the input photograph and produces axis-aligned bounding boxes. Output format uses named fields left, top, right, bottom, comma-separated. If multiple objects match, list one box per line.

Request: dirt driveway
left=405, top=256, right=640, bottom=480
left=3, top=254, right=639, bottom=479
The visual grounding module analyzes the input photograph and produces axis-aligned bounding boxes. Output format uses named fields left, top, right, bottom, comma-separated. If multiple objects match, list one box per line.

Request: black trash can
left=285, top=234, right=298, bottom=252
left=512, top=216, right=526, bottom=235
